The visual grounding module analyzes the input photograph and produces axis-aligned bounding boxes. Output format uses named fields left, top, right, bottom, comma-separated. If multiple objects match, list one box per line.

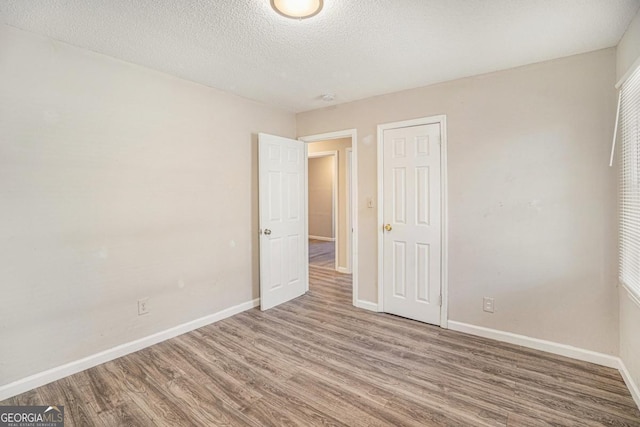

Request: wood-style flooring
left=308, top=238, right=335, bottom=270
left=2, top=267, right=639, bottom=426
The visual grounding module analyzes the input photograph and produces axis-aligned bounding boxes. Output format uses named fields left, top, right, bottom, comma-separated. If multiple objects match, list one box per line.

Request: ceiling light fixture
left=270, top=0, right=323, bottom=19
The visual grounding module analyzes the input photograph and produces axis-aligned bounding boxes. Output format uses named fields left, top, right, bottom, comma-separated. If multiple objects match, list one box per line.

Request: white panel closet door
left=382, top=124, right=442, bottom=325
left=259, top=133, right=307, bottom=310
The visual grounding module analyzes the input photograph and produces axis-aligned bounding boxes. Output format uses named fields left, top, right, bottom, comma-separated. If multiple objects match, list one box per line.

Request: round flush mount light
left=270, top=0, right=323, bottom=19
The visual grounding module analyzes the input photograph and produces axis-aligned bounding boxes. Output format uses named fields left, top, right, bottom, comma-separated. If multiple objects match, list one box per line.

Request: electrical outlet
left=483, top=297, right=495, bottom=313
left=138, top=298, right=149, bottom=316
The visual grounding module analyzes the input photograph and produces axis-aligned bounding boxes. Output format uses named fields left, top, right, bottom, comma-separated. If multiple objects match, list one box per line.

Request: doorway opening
left=300, top=130, right=358, bottom=307
left=308, top=150, right=338, bottom=270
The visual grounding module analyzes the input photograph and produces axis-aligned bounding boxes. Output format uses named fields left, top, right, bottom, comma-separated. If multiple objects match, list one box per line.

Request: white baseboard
left=447, top=321, right=620, bottom=369
left=0, top=298, right=260, bottom=402
left=447, top=321, right=640, bottom=411
left=619, top=359, right=640, bottom=410
left=337, top=266, right=351, bottom=274
left=4, top=303, right=637, bottom=412
left=355, top=299, right=379, bottom=312
left=309, top=235, right=335, bottom=242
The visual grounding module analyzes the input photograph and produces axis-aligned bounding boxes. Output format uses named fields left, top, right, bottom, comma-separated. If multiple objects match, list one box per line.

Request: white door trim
left=376, top=116, right=448, bottom=328
left=345, top=147, right=353, bottom=274
left=308, top=150, right=339, bottom=271
left=299, top=129, right=358, bottom=308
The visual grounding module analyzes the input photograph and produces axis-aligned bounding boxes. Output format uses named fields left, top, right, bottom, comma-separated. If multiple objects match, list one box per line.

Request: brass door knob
left=384, top=224, right=392, bottom=231
left=264, top=229, right=272, bottom=235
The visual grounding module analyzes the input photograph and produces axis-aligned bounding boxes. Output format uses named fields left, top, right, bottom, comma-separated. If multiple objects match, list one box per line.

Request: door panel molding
left=259, top=133, right=308, bottom=310
left=377, top=116, right=448, bottom=328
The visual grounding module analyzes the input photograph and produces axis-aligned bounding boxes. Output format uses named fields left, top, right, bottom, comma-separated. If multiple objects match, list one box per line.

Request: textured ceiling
left=1, top=0, right=639, bottom=112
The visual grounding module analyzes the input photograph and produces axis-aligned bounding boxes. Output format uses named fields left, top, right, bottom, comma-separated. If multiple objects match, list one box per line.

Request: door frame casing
left=299, top=129, right=358, bottom=307
left=376, top=116, right=449, bottom=328
left=345, top=147, right=353, bottom=274
left=307, top=150, right=339, bottom=270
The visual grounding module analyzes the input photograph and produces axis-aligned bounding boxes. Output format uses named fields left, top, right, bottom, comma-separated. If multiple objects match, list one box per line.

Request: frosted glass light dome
left=271, top=0, right=323, bottom=19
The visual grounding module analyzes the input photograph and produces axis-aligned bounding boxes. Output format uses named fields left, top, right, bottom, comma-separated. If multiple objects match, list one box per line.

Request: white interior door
left=382, top=124, right=442, bottom=325
left=259, top=133, right=307, bottom=310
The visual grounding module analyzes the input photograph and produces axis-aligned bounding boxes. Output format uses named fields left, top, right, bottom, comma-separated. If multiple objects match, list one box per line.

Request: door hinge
left=439, top=295, right=442, bottom=306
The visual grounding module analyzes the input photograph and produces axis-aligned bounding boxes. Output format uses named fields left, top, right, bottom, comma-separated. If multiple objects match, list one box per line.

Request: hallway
left=308, top=239, right=335, bottom=270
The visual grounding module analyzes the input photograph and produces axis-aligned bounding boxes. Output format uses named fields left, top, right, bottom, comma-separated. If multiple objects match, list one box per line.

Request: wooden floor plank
left=1, top=266, right=638, bottom=426
left=309, top=239, right=335, bottom=270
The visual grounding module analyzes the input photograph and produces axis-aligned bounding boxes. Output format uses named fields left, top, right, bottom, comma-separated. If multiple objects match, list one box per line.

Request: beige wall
left=617, top=6, right=640, bottom=401
left=308, top=155, right=334, bottom=239
left=0, top=25, right=296, bottom=387
left=309, top=138, right=353, bottom=270
left=1, top=16, right=630, bottom=393
left=297, top=48, right=619, bottom=355
left=617, top=8, right=640, bottom=80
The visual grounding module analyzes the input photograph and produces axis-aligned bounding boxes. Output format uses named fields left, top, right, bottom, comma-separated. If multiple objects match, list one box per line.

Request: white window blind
left=620, top=64, right=640, bottom=300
